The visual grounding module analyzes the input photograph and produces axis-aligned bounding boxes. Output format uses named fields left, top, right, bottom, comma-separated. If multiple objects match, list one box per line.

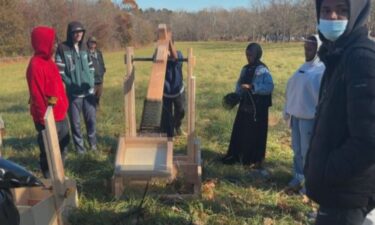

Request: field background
left=0, top=42, right=316, bottom=225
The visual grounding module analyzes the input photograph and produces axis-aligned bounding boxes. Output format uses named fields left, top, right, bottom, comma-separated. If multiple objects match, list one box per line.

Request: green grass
left=0, top=41, right=315, bottom=225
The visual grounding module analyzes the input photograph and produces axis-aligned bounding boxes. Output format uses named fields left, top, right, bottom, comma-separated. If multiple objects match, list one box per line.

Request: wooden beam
left=124, top=47, right=137, bottom=137
left=43, top=107, right=65, bottom=197
left=145, top=24, right=171, bottom=101
left=187, top=48, right=196, bottom=163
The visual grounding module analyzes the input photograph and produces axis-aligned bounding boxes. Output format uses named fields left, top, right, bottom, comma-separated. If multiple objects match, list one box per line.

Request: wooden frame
left=11, top=106, right=78, bottom=225
left=113, top=24, right=201, bottom=198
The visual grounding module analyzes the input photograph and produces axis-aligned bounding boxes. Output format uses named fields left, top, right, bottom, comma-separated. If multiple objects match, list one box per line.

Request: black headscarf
left=246, top=43, right=267, bottom=68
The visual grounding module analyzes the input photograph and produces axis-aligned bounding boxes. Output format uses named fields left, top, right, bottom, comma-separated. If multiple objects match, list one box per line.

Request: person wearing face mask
left=284, top=35, right=325, bottom=194
left=304, top=0, right=375, bottom=224
left=222, top=43, right=274, bottom=174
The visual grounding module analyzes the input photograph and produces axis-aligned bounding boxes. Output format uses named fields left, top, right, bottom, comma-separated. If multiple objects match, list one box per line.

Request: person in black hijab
left=304, top=0, right=375, bottom=224
left=222, top=43, right=274, bottom=172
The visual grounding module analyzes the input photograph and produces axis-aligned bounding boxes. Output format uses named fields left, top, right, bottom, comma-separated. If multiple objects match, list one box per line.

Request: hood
left=31, top=26, right=55, bottom=60
left=66, top=21, right=86, bottom=47
left=315, top=0, right=370, bottom=43
left=305, top=34, right=322, bottom=62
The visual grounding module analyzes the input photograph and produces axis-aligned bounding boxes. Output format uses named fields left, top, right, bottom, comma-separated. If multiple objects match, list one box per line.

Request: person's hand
left=241, top=84, right=252, bottom=89
left=47, top=97, right=58, bottom=106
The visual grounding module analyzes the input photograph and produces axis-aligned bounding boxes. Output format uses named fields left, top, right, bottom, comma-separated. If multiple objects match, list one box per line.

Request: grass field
left=0, top=41, right=316, bottom=225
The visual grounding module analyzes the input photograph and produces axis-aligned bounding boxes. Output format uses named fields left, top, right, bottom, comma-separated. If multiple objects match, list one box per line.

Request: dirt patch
left=268, top=114, right=280, bottom=127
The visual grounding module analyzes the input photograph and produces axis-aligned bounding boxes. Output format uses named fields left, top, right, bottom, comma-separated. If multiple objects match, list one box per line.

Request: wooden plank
left=115, top=136, right=126, bottom=166
left=43, top=107, right=65, bottom=196
left=145, top=24, right=171, bottom=101
left=187, top=48, right=196, bottom=162
left=0, top=115, right=4, bottom=150
left=166, top=140, right=174, bottom=176
left=157, top=24, right=168, bottom=40
left=124, top=47, right=136, bottom=137
left=112, top=176, right=124, bottom=199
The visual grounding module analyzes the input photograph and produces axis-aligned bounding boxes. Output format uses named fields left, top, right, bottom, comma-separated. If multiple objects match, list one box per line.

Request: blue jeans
left=291, top=116, right=314, bottom=184
left=68, top=94, right=97, bottom=152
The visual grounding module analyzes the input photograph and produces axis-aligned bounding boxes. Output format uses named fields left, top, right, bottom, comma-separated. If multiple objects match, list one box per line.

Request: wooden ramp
left=11, top=106, right=78, bottom=225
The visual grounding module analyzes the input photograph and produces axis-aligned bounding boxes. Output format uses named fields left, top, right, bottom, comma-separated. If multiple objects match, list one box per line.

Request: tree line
left=1, top=0, right=375, bottom=57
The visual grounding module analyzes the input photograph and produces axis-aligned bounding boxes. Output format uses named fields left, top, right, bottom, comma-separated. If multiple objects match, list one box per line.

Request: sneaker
left=91, top=145, right=98, bottom=151
left=175, top=127, right=186, bottom=136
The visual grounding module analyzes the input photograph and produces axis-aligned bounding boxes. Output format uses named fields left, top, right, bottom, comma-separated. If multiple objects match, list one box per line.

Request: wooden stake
left=187, top=48, right=196, bottom=163
left=124, top=47, right=137, bottom=137
left=43, top=107, right=65, bottom=197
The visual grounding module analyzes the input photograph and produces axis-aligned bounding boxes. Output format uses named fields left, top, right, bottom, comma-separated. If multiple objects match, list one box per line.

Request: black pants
left=34, top=117, right=70, bottom=173
left=160, top=92, right=185, bottom=137
left=94, top=83, right=103, bottom=107
left=315, top=206, right=370, bottom=225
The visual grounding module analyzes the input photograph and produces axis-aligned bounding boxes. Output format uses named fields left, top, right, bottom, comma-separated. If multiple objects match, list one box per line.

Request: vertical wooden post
left=187, top=48, right=196, bottom=163
left=43, top=107, right=65, bottom=195
left=43, top=106, right=66, bottom=225
left=0, top=116, right=4, bottom=152
left=124, top=47, right=136, bottom=137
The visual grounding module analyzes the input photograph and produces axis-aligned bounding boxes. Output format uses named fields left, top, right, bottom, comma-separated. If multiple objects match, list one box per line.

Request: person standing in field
left=222, top=43, right=274, bottom=173
left=87, top=36, right=106, bottom=108
left=26, top=26, right=70, bottom=178
left=304, top=0, right=375, bottom=224
left=160, top=33, right=186, bottom=137
left=55, top=21, right=97, bottom=154
left=283, top=35, right=325, bottom=194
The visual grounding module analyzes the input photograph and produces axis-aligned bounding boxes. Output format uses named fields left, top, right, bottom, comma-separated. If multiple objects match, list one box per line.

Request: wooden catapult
left=11, top=106, right=78, bottom=225
left=112, top=24, right=201, bottom=198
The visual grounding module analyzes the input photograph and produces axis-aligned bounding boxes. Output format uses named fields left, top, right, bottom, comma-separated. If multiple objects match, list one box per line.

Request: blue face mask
left=318, top=19, right=348, bottom=42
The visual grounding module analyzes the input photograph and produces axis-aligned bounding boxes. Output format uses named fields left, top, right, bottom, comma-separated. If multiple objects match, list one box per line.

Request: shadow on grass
left=201, top=147, right=292, bottom=192
left=2, top=104, right=28, bottom=113
left=68, top=202, right=192, bottom=225
left=4, top=135, right=36, bottom=151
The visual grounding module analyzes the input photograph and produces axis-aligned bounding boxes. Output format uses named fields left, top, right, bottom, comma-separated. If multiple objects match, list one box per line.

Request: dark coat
left=305, top=0, right=375, bottom=208
left=89, top=50, right=106, bottom=84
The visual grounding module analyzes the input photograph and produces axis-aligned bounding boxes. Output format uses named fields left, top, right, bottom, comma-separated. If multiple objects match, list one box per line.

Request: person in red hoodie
left=26, top=26, right=70, bottom=178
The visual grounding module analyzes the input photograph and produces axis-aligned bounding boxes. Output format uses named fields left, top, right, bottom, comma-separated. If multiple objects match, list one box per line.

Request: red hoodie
left=26, top=26, right=68, bottom=124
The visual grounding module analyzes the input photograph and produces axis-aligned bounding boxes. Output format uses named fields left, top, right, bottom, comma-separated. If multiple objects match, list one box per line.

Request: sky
left=132, top=0, right=252, bottom=11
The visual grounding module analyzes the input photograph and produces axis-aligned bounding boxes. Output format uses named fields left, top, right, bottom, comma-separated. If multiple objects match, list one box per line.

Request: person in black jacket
left=87, top=36, right=106, bottom=108
left=304, top=0, right=375, bottom=224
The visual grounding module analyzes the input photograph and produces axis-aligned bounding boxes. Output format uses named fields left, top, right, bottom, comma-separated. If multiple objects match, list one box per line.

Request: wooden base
left=112, top=137, right=201, bottom=199
left=11, top=179, right=78, bottom=225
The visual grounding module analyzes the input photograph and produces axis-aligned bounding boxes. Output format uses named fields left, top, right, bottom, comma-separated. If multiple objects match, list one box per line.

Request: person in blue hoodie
left=222, top=43, right=274, bottom=172
left=160, top=40, right=186, bottom=137
left=284, top=35, right=325, bottom=193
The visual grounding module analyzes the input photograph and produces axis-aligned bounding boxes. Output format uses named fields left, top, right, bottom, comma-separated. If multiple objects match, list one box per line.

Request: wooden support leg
left=112, top=176, right=124, bottom=199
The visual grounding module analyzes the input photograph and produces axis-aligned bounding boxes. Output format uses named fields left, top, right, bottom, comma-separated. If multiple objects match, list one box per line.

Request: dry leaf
left=263, top=217, right=274, bottom=225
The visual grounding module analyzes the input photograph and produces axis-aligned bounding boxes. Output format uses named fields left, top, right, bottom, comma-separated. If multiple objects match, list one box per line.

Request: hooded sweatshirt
left=55, top=21, right=95, bottom=97
left=304, top=0, right=375, bottom=208
left=284, top=35, right=325, bottom=120
left=26, top=26, right=69, bottom=124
